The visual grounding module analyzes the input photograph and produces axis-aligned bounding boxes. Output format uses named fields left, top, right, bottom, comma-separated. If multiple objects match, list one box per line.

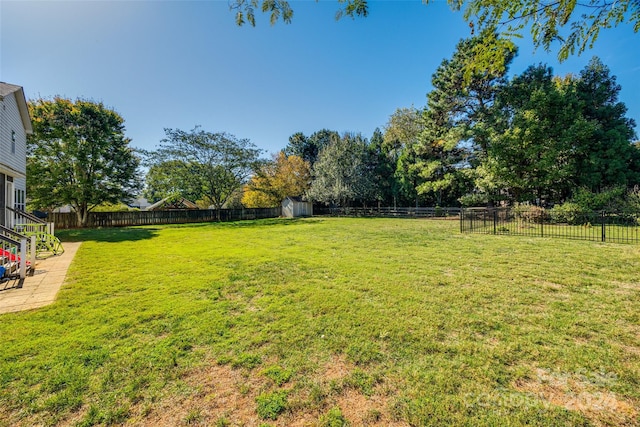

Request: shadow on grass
left=55, top=217, right=324, bottom=242
left=56, top=227, right=160, bottom=243
left=160, top=217, right=325, bottom=229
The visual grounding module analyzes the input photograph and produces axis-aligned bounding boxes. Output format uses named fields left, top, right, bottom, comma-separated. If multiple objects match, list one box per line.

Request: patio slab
left=0, top=242, right=81, bottom=314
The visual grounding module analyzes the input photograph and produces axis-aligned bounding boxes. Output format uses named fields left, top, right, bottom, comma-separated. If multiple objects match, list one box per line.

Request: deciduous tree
left=143, top=160, right=204, bottom=203
left=307, top=133, right=375, bottom=206
left=148, top=127, right=262, bottom=213
left=242, top=152, right=311, bottom=207
left=230, top=1, right=639, bottom=63
left=27, top=97, right=141, bottom=227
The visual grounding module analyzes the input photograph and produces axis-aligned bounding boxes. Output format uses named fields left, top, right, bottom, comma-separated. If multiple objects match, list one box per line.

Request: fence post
left=541, top=211, right=544, bottom=238
left=601, top=211, right=606, bottom=242
left=460, top=209, right=464, bottom=233
left=493, top=209, right=497, bottom=235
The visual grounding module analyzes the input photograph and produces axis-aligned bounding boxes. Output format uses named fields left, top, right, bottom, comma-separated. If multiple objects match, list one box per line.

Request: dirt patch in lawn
left=513, top=367, right=638, bottom=426
left=128, top=355, right=409, bottom=426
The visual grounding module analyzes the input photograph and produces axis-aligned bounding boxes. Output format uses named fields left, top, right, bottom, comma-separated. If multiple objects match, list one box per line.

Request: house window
left=11, top=130, right=16, bottom=154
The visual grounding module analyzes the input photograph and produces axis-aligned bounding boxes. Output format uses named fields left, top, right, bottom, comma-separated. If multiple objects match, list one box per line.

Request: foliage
left=146, top=127, right=263, bottom=211
left=426, top=33, right=515, bottom=204
left=626, top=186, right=640, bottom=212
left=550, top=187, right=629, bottom=224
left=569, top=186, right=627, bottom=212
left=512, top=204, right=546, bottom=223
left=242, top=152, right=311, bottom=208
left=91, top=202, right=137, bottom=212
left=2, top=218, right=640, bottom=425
left=143, top=160, right=203, bottom=203
left=307, top=133, right=376, bottom=206
left=485, top=58, right=638, bottom=205
left=230, top=0, right=639, bottom=63
left=368, top=127, right=400, bottom=206
left=383, top=107, right=425, bottom=206
left=284, top=129, right=340, bottom=167
left=318, top=407, right=350, bottom=427
left=572, top=57, right=639, bottom=191
left=261, top=365, right=292, bottom=386
left=255, top=391, right=288, bottom=420
left=459, top=0, right=640, bottom=61
left=549, top=202, right=588, bottom=225
left=458, top=192, right=488, bottom=207
left=27, top=97, right=141, bottom=227
left=487, top=64, right=579, bottom=203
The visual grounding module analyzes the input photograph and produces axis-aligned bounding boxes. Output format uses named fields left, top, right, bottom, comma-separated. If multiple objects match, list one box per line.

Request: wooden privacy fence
left=49, top=207, right=282, bottom=229
left=314, top=206, right=461, bottom=218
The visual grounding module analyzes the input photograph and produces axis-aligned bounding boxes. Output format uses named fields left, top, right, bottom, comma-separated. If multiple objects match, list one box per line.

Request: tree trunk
left=74, top=203, right=89, bottom=227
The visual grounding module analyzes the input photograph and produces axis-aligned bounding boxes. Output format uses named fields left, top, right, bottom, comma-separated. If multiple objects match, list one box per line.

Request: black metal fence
left=49, top=207, right=282, bottom=229
left=460, top=207, right=640, bottom=244
left=315, top=206, right=461, bottom=218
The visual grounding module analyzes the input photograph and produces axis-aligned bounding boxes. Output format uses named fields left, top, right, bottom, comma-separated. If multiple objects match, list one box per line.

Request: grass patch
left=0, top=217, right=639, bottom=425
left=255, top=391, right=288, bottom=420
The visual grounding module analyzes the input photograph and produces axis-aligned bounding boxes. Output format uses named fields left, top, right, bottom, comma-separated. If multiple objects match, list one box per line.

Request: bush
left=512, top=204, right=546, bottom=223
left=624, top=186, right=640, bottom=213
left=550, top=202, right=587, bottom=225
left=570, top=186, right=626, bottom=212
left=458, top=193, right=488, bottom=207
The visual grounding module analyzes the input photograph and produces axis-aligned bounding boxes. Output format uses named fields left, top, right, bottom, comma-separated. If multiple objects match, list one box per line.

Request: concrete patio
left=0, top=242, right=81, bottom=314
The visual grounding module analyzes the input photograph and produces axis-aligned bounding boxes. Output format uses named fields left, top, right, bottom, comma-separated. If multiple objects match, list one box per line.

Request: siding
left=0, top=91, right=27, bottom=177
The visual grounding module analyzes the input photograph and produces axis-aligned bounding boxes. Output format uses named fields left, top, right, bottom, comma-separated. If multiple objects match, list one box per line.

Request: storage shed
left=282, top=197, right=313, bottom=218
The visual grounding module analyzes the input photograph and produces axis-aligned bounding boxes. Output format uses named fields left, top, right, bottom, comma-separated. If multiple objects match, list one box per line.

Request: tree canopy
left=242, top=152, right=311, bottom=208
left=307, top=132, right=376, bottom=206
left=27, top=97, right=141, bottom=227
left=230, top=0, right=639, bottom=62
left=145, top=127, right=263, bottom=211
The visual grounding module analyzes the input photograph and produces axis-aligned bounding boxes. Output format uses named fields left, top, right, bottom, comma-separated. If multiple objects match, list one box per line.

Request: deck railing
left=0, top=226, right=35, bottom=280
left=6, top=207, right=62, bottom=257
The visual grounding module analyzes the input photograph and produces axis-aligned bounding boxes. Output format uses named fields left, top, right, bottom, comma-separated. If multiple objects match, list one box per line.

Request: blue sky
left=2, top=1, right=639, bottom=156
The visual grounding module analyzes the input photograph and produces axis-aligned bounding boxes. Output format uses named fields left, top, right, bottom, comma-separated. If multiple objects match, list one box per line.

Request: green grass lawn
left=0, top=217, right=639, bottom=426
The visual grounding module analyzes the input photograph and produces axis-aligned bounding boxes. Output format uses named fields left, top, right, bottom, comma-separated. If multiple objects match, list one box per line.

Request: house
left=282, top=196, right=313, bottom=218
left=0, top=82, right=32, bottom=228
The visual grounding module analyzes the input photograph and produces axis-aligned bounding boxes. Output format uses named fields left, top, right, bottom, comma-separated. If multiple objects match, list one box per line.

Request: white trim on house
left=0, top=164, right=26, bottom=179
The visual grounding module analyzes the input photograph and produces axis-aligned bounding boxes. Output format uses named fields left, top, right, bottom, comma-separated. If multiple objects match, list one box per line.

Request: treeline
left=142, top=34, right=639, bottom=212
left=240, top=34, right=639, bottom=211
left=26, top=34, right=638, bottom=228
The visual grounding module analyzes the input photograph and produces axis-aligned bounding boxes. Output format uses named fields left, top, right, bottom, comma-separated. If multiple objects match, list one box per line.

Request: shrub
left=512, top=204, right=546, bottom=223
left=550, top=202, right=585, bottom=225
left=570, top=186, right=626, bottom=212
left=458, top=193, right=488, bottom=207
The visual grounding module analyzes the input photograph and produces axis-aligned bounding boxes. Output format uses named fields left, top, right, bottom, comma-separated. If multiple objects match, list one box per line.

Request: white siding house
left=0, top=82, right=32, bottom=227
